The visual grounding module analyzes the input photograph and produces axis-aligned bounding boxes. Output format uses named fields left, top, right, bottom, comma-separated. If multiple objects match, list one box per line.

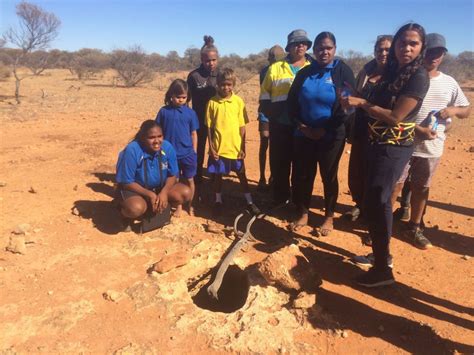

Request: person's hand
left=343, top=96, right=366, bottom=108
left=300, top=124, right=325, bottom=140
left=438, top=107, right=454, bottom=119
left=147, top=190, right=159, bottom=212
left=417, top=125, right=437, bottom=140
left=238, top=150, right=246, bottom=159
left=209, top=146, right=219, bottom=161
left=156, top=190, right=169, bottom=213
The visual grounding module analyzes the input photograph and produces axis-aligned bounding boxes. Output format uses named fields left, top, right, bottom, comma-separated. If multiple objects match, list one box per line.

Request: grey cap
left=285, top=29, right=312, bottom=52
left=426, top=33, right=448, bottom=52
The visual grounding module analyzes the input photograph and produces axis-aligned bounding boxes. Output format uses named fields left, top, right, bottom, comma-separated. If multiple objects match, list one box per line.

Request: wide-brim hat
left=285, top=29, right=312, bottom=52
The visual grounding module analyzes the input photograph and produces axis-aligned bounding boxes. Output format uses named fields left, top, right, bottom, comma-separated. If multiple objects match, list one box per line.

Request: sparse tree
left=111, top=45, right=154, bottom=87
left=3, top=1, right=60, bottom=103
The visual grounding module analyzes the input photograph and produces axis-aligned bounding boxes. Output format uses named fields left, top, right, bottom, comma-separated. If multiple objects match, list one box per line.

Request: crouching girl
left=115, top=120, right=191, bottom=230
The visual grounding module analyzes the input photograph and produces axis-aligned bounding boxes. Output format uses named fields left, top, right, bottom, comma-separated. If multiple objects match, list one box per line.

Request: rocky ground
left=0, top=69, right=473, bottom=353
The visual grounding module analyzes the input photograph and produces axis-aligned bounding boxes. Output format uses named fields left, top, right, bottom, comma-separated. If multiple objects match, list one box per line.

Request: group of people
left=114, top=24, right=470, bottom=288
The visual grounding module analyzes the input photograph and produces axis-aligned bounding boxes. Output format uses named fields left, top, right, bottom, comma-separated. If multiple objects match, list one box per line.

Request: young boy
left=205, top=68, right=260, bottom=216
left=395, top=33, right=471, bottom=249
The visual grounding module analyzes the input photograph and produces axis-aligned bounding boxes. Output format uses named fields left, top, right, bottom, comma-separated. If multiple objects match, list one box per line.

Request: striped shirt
left=413, top=72, right=470, bottom=158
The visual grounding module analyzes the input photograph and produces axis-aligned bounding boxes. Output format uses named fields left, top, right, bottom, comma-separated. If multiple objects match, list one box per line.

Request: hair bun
left=203, top=35, right=214, bottom=46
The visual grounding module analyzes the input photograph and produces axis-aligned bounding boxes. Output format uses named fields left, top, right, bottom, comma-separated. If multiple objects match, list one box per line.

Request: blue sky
left=1, top=0, right=473, bottom=56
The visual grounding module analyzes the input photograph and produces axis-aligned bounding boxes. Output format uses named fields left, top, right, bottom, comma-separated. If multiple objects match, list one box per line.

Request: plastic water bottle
left=428, top=110, right=439, bottom=132
left=341, top=82, right=355, bottom=115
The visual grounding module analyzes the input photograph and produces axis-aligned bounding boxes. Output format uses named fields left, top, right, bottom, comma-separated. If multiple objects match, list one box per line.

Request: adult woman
left=341, top=23, right=429, bottom=287
left=287, top=32, right=355, bottom=236
left=345, top=35, right=393, bottom=223
left=187, top=36, right=219, bottom=183
left=259, top=29, right=313, bottom=206
left=116, top=120, right=191, bottom=229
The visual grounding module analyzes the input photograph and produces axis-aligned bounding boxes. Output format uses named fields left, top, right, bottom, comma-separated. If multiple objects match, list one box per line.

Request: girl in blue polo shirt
left=156, top=79, right=199, bottom=216
left=116, top=120, right=191, bottom=230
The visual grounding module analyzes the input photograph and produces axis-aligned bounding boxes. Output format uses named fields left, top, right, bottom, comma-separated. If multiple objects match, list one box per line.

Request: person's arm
left=238, top=126, right=246, bottom=159
left=191, top=130, right=198, bottom=152
left=438, top=105, right=471, bottom=119
left=208, top=126, right=219, bottom=160
left=414, top=124, right=437, bottom=140
left=342, top=95, right=420, bottom=127
left=155, top=175, right=177, bottom=212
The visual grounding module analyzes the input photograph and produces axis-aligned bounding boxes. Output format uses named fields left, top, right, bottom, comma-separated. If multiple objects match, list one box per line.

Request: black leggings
left=292, top=135, right=345, bottom=216
left=366, top=143, right=414, bottom=271
left=196, top=127, right=208, bottom=180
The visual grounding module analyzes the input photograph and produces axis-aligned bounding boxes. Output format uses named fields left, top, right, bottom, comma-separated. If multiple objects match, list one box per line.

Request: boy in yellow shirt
left=206, top=68, right=260, bottom=216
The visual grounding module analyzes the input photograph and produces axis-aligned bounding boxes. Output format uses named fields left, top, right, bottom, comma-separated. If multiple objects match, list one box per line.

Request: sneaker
left=406, top=228, right=433, bottom=250
left=393, top=207, right=410, bottom=221
left=247, top=203, right=262, bottom=216
left=344, top=206, right=361, bottom=222
left=351, top=253, right=393, bottom=268
left=356, top=267, right=395, bottom=288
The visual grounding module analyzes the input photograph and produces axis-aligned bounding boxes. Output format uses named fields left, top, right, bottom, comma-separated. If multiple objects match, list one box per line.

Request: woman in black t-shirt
left=341, top=23, right=429, bottom=287
left=345, top=35, right=393, bottom=224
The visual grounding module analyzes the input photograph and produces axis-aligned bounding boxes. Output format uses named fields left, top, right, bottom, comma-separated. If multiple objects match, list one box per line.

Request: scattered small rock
left=28, top=186, right=37, bottom=194
left=103, top=290, right=122, bottom=302
left=462, top=255, right=470, bottom=260
left=469, top=146, right=474, bottom=153
left=342, top=330, right=349, bottom=338
left=5, top=236, right=26, bottom=254
left=73, top=185, right=78, bottom=191
left=33, top=228, right=42, bottom=233
left=257, top=244, right=322, bottom=292
left=204, top=220, right=223, bottom=235
left=47, top=290, right=54, bottom=296
left=13, top=223, right=31, bottom=235
left=0, top=181, right=6, bottom=187
left=151, top=251, right=192, bottom=274
left=71, top=207, right=80, bottom=216
left=292, top=291, right=316, bottom=309
left=346, top=150, right=351, bottom=154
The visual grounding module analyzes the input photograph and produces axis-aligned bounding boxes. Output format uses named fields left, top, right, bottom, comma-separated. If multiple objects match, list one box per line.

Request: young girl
left=156, top=79, right=199, bottom=216
left=205, top=68, right=260, bottom=216
left=116, top=120, right=191, bottom=229
left=341, top=23, right=430, bottom=287
left=187, top=35, right=219, bottom=184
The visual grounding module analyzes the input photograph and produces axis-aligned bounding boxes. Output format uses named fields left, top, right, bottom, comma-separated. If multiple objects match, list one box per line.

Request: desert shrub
left=111, top=46, right=154, bottom=87
left=70, top=48, right=110, bottom=80
left=0, top=64, right=11, bottom=80
left=440, top=52, right=474, bottom=83
left=337, top=50, right=372, bottom=77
